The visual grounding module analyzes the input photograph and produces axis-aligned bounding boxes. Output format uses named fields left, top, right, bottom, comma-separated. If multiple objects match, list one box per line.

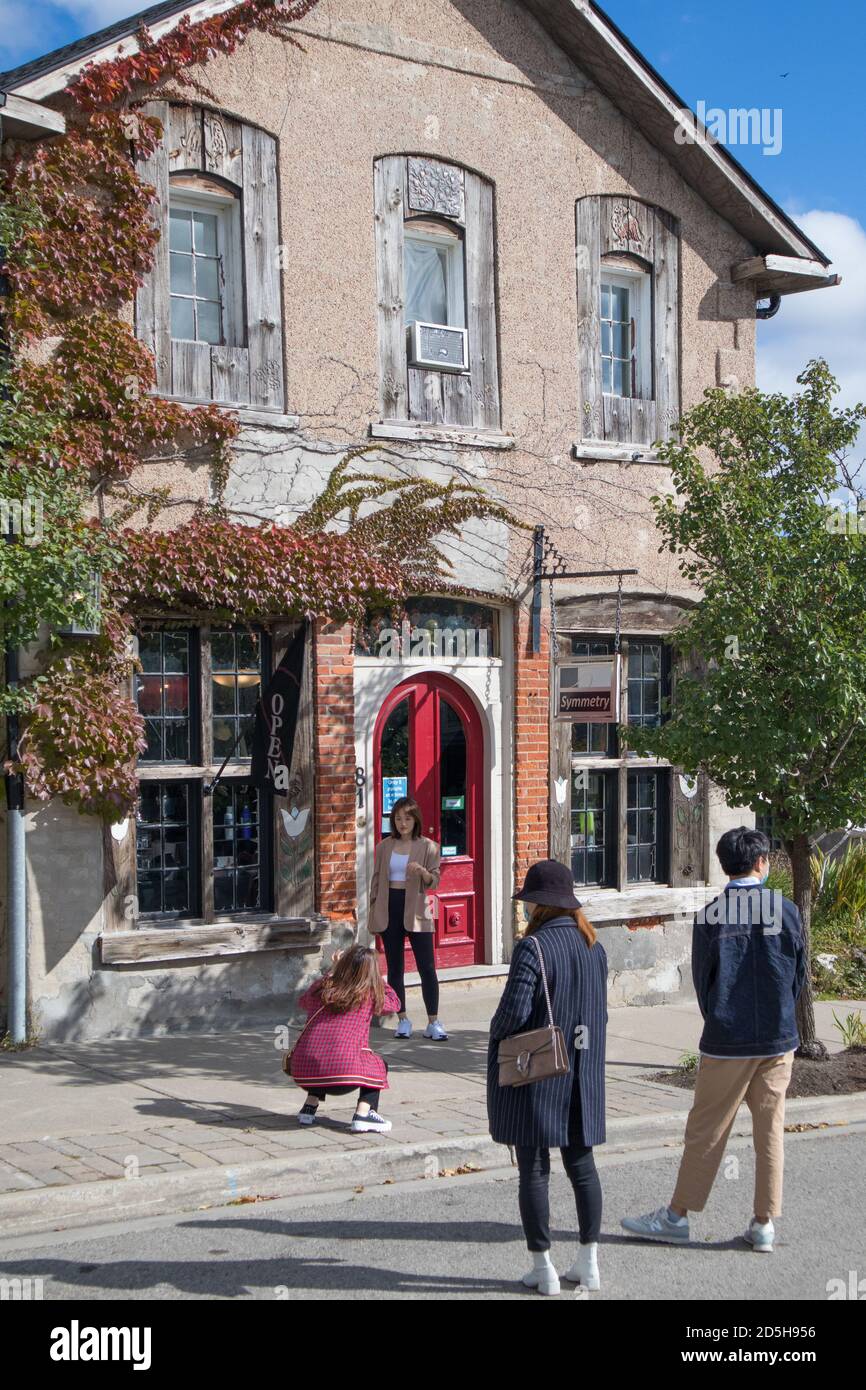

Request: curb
left=1, top=1092, right=865, bottom=1242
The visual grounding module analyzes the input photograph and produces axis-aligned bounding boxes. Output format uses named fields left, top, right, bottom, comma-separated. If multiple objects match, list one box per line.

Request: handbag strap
left=526, top=934, right=556, bottom=1030
left=289, top=1004, right=325, bottom=1049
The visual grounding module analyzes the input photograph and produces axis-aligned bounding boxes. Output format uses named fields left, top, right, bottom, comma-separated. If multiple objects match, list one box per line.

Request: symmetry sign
left=555, top=656, right=621, bottom=723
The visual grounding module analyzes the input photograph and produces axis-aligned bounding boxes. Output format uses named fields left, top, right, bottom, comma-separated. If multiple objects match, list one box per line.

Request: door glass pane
left=213, top=782, right=261, bottom=913
left=439, top=699, right=467, bottom=857
left=571, top=771, right=608, bottom=886
left=380, top=700, right=409, bottom=835
left=627, top=770, right=659, bottom=882
left=136, top=781, right=191, bottom=915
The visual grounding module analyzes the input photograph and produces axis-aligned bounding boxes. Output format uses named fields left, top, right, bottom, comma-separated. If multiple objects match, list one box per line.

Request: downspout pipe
left=1, top=103, right=29, bottom=1043
left=756, top=293, right=782, bottom=320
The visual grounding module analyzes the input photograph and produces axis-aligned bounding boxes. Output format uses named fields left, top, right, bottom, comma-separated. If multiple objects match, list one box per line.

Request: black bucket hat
left=513, top=859, right=583, bottom=910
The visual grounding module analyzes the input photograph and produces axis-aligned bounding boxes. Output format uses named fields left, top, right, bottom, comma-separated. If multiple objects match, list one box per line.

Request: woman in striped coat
left=488, top=859, right=608, bottom=1295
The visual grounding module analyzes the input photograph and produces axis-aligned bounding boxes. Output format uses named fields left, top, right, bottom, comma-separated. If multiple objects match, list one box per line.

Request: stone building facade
left=0, top=0, right=836, bottom=1039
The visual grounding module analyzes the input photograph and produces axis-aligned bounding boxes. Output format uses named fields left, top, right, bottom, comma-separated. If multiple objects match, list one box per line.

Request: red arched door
left=373, top=674, right=484, bottom=968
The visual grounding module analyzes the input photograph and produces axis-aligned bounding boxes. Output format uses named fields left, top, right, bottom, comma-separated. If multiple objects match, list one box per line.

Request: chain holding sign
left=554, top=655, right=622, bottom=723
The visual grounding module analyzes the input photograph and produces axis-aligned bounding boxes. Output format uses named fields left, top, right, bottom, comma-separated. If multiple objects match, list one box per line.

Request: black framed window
left=561, top=632, right=674, bottom=888
left=134, top=625, right=272, bottom=923
left=136, top=629, right=197, bottom=762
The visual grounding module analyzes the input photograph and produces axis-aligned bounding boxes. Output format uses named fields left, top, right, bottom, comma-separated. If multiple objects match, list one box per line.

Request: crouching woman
left=290, top=945, right=402, bottom=1134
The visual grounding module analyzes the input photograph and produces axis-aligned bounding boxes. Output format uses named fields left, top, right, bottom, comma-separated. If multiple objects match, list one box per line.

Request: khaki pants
left=671, top=1052, right=794, bottom=1218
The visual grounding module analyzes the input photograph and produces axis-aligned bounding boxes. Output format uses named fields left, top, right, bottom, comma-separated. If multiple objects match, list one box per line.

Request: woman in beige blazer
left=369, top=796, right=448, bottom=1040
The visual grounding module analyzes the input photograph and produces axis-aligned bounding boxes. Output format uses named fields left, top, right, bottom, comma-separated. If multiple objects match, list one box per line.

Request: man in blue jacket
left=622, top=826, right=806, bottom=1252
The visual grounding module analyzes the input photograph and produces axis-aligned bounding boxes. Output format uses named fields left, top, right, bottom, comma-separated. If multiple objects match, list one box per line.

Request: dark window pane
left=211, top=631, right=236, bottom=669
left=136, top=675, right=163, bottom=716
left=163, top=720, right=189, bottom=761
left=137, top=872, right=161, bottom=914
left=139, top=633, right=162, bottom=673
left=163, top=674, right=189, bottom=716
left=214, top=872, right=234, bottom=913
left=236, top=632, right=260, bottom=670
left=212, top=678, right=236, bottom=715
left=136, top=780, right=193, bottom=917
left=212, top=720, right=236, bottom=758
left=238, top=679, right=260, bottom=715
left=439, top=699, right=467, bottom=856
left=143, top=718, right=162, bottom=761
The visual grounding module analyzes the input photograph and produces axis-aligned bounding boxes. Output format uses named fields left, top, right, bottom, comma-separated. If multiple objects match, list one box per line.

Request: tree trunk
left=786, top=833, right=827, bottom=1060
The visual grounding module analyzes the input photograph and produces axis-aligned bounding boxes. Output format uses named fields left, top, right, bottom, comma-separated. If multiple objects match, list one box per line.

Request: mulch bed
left=650, top=1047, right=866, bottom=1098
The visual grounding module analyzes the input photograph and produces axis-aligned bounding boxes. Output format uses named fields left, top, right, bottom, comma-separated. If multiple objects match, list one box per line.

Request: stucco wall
left=6, top=0, right=767, bottom=1039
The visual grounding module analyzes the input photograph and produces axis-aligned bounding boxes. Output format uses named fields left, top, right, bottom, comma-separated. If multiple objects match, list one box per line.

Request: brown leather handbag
left=498, top=935, right=570, bottom=1087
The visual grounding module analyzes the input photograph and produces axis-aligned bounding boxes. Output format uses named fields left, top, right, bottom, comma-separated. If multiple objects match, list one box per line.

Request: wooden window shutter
left=575, top=194, right=602, bottom=442
left=241, top=124, right=285, bottom=410
left=463, top=170, right=501, bottom=430
left=576, top=195, right=680, bottom=445
left=652, top=207, right=680, bottom=444
left=135, top=105, right=284, bottom=411
left=270, top=621, right=315, bottom=918
left=374, top=156, right=500, bottom=429
left=374, top=155, right=408, bottom=422
left=135, top=100, right=172, bottom=394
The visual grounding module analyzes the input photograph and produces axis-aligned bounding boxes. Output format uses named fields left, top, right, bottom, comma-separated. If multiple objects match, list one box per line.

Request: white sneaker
left=350, top=1109, right=393, bottom=1134
left=395, top=1017, right=413, bottom=1038
left=423, top=1020, right=449, bottom=1040
left=744, top=1219, right=775, bottom=1253
left=521, top=1255, right=560, bottom=1296
left=563, top=1242, right=600, bottom=1289
left=297, top=1103, right=318, bottom=1126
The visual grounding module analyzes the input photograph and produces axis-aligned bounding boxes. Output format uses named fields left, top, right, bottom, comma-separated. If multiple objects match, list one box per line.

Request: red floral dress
left=289, top=980, right=402, bottom=1090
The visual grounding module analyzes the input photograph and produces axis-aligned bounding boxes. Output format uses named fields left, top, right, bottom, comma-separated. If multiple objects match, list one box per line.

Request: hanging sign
left=555, top=655, right=621, bottom=723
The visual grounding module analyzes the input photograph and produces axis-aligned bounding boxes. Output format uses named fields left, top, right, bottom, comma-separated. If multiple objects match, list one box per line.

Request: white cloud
left=757, top=210, right=866, bottom=478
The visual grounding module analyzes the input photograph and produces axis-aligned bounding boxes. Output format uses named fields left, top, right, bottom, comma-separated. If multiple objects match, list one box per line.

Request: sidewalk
left=1, top=987, right=863, bottom=1239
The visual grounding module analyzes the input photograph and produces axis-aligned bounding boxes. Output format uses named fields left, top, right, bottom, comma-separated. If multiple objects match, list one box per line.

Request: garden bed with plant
left=650, top=1010, right=866, bottom=1098
left=769, top=845, right=866, bottom=1002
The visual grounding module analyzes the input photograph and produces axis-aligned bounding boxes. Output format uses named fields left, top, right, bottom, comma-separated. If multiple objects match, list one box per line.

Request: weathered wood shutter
left=271, top=621, right=316, bottom=918
left=135, top=104, right=284, bottom=411
left=375, top=155, right=500, bottom=430
left=576, top=195, right=680, bottom=445
left=668, top=646, right=706, bottom=886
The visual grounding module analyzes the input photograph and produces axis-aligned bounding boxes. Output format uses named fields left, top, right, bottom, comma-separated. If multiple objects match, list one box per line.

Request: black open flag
left=249, top=624, right=306, bottom=795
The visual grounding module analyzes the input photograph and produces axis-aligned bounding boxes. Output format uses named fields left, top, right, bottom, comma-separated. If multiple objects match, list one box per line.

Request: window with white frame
left=169, top=181, right=242, bottom=347
left=403, top=220, right=465, bottom=331
left=600, top=263, right=652, bottom=400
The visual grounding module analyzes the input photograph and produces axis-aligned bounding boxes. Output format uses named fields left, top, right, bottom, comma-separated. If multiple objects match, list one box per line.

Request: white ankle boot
left=564, top=1242, right=600, bottom=1290
left=521, top=1250, right=560, bottom=1295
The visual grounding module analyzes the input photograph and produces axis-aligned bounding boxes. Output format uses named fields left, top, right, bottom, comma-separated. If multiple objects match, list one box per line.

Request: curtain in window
left=404, top=240, right=448, bottom=325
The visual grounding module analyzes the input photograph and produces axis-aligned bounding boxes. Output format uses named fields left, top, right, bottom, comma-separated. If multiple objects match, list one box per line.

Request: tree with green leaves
left=627, top=360, right=866, bottom=1057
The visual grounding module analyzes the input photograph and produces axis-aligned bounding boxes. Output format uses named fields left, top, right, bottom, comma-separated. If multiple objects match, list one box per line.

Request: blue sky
left=2, top=0, right=864, bottom=468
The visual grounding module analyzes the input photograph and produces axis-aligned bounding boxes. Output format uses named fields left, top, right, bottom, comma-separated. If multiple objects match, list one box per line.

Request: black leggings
left=382, top=887, right=439, bottom=1016
left=515, top=1144, right=602, bottom=1250
left=307, top=1061, right=389, bottom=1111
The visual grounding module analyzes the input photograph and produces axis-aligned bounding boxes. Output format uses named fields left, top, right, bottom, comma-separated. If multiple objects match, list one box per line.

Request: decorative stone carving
left=407, top=157, right=463, bottom=218
left=204, top=115, right=228, bottom=168
left=610, top=201, right=643, bottom=248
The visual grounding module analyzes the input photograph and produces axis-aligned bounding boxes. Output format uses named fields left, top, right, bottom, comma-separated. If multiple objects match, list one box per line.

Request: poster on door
left=382, top=775, right=408, bottom=833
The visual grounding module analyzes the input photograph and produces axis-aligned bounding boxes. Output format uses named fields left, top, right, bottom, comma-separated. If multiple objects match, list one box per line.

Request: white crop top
left=389, top=851, right=410, bottom=883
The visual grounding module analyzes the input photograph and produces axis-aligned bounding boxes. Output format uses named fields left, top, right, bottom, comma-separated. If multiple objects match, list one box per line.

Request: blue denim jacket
left=692, top=885, right=806, bottom=1057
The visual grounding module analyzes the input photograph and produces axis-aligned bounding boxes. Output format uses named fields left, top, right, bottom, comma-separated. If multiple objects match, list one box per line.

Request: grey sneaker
left=744, top=1219, right=774, bottom=1253
left=621, top=1206, right=690, bottom=1244
left=350, top=1109, right=392, bottom=1134
left=395, top=1017, right=413, bottom=1038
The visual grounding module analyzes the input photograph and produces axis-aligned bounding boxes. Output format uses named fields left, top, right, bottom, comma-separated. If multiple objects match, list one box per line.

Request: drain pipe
left=1, top=100, right=27, bottom=1043
left=756, top=294, right=782, bottom=320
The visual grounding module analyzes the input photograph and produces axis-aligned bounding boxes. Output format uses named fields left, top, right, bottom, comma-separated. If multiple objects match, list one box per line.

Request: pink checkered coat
left=289, top=980, right=402, bottom=1089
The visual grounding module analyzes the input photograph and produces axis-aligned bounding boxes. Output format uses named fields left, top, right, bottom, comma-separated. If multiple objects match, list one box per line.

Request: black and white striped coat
left=487, top=918, right=608, bottom=1148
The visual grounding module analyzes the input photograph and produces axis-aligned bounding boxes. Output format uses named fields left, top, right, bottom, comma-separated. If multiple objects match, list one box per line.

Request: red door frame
left=372, top=673, right=485, bottom=967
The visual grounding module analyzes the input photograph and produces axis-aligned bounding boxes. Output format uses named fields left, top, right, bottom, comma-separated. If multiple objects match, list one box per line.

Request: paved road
left=1, top=1125, right=863, bottom=1301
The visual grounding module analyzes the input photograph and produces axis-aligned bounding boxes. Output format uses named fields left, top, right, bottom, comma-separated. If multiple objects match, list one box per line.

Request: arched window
left=136, top=103, right=284, bottom=410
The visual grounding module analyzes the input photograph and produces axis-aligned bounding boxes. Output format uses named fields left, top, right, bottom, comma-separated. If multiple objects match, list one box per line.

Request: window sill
left=152, top=393, right=300, bottom=431
left=100, top=916, right=329, bottom=966
left=578, top=884, right=716, bottom=925
left=370, top=421, right=515, bottom=450
left=572, top=439, right=667, bottom=464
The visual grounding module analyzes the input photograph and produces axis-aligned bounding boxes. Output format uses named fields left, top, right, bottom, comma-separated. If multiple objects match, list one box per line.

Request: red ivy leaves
left=68, top=2, right=323, bottom=111
left=112, top=513, right=406, bottom=622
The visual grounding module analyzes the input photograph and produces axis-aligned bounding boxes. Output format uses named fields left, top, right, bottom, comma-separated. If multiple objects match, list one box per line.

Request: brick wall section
left=314, top=619, right=357, bottom=919
left=513, top=602, right=551, bottom=888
